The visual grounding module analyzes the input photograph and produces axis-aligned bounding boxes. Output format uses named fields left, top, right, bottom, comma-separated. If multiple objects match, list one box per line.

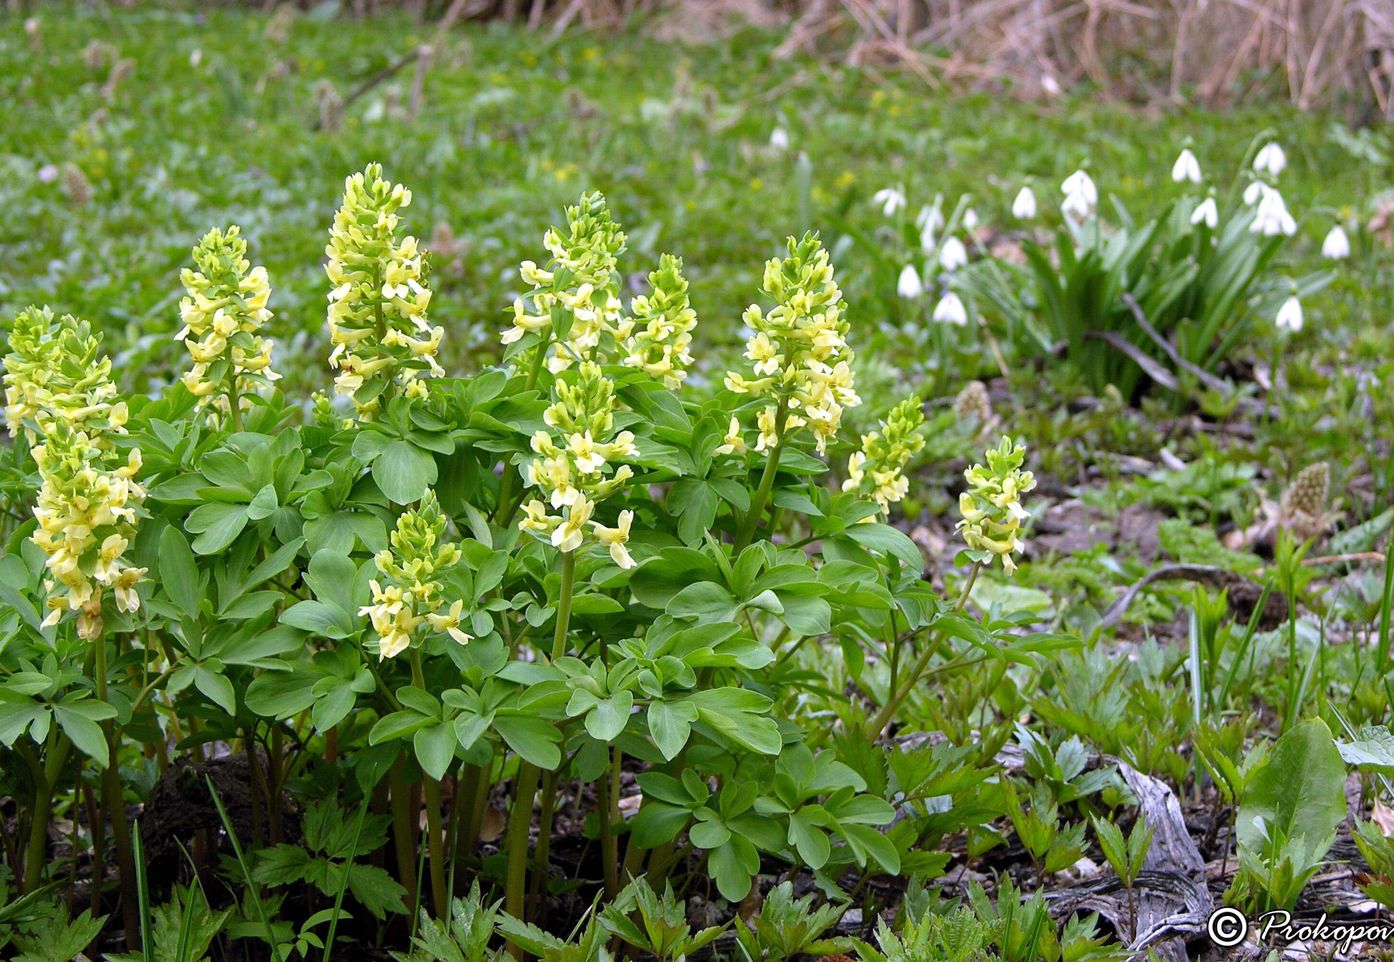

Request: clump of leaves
left=394, top=882, right=505, bottom=962
left=733, top=882, right=850, bottom=961
left=251, top=799, right=406, bottom=919
left=599, top=875, right=725, bottom=962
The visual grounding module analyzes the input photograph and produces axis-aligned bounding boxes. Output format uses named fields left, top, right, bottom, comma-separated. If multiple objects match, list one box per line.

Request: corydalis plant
left=177, top=225, right=279, bottom=423
left=325, top=163, right=440, bottom=418
left=3, top=308, right=145, bottom=637
left=844, top=396, right=925, bottom=517
left=724, top=231, right=859, bottom=455
left=957, top=437, right=1034, bottom=574
left=519, top=361, right=638, bottom=565
left=360, top=489, right=470, bottom=661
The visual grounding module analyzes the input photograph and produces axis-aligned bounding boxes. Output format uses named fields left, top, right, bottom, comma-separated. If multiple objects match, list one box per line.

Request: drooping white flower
left=1251, top=187, right=1296, bottom=237
left=1254, top=142, right=1287, bottom=176
left=1243, top=181, right=1266, bottom=206
left=1321, top=225, right=1350, bottom=260
left=932, top=291, right=968, bottom=326
left=939, top=236, right=968, bottom=271
left=1011, top=186, right=1037, bottom=219
left=769, top=128, right=789, bottom=151
left=897, top=264, right=925, bottom=298
left=1275, top=295, right=1303, bottom=333
left=1041, top=74, right=1061, bottom=96
left=1171, top=148, right=1202, bottom=184
left=1061, top=169, right=1097, bottom=221
left=873, top=187, right=907, bottom=217
left=917, top=205, right=944, bottom=249
left=963, top=208, right=979, bottom=230
left=1190, top=197, right=1218, bottom=228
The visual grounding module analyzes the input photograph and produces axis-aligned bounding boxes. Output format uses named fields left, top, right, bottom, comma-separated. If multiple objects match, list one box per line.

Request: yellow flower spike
left=955, top=437, right=1035, bottom=576
left=178, top=226, right=278, bottom=425
left=843, top=396, right=926, bottom=517
left=325, top=164, right=439, bottom=418
left=3, top=310, right=146, bottom=631
left=358, top=490, right=473, bottom=660
left=723, top=233, right=859, bottom=458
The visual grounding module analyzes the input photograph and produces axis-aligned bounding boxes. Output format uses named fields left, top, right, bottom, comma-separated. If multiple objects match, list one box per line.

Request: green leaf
left=1236, top=718, right=1346, bottom=865
left=158, top=525, right=201, bottom=617
left=186, top=502, right=249, bottom=555
left=494, top=716, right=561, bottom=769
left=195, top=667, right=237, bottom=715
left=648, top=700, right=696, bottom=761
left=373, top=440, right=437, bottom=506
left=667, top=581, right=738, bottom=622
left=414, top=723, right=457, bottom=781
left=54, top=705, right=108, bottom=766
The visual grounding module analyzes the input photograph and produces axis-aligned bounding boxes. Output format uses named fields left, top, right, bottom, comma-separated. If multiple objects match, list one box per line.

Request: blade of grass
left=320, top=792, right=372, bottom=962
left=132, top=822, right=154, bottom=962
left=206, top=775, right=285, bottom=962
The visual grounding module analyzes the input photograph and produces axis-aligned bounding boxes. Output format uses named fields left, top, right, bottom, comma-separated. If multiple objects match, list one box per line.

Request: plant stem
left=865, top=562, right=983, bottom=738
left=388, top=756, right=418, bottom=912
left=409, top=650, right=448, bottom=919
left=597, top=632, right=620, bottom=900
left=22, top=730, right=69, bottom=894
left=734, top=399, right=790, bottom=552
left=505, top=552, right=575, bottom=955
left=94, top=631, right=140, bottom=945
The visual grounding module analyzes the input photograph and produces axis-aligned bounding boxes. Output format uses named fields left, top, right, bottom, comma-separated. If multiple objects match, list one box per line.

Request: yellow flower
left=4, top=309, right=145, bottom=635
left=842, top=397, right=925, bottom=516
left=714, top=416, right=746, bottom=457
left=552, top=495, right=593, bottom=553
left=591, top=510, right=635, bottom=569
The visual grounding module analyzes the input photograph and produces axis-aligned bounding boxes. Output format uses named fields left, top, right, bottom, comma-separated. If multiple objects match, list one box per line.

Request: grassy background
left=3, top=4, right=1390, bottom=398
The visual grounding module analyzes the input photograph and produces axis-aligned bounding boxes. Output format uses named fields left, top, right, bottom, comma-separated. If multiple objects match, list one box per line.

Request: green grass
left=2, top=3, right=1390, bottom=398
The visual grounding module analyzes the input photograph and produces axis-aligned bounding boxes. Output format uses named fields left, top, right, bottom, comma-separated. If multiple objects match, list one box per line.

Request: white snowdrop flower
left=897, top=264, right=925, bottom=299
left=1251, top=187, right=1296, bottom=237
left=1190, top=197, right=1218, bottom=228
left=1011, top=186, right=1037, bottom=219
left=963, top=208, right=979, bottom=230
left=1171, top=148, right=1202, bottom=184
left=1321, top=225, right=1350, bottom=260
left=1061, top=169, right=1097, bottom=221
left=769, top=127, right=789, bottom=151
left=874, top=187, right=907, bottom=217
left=1243, top=181, right=1267, bottom=206
left=1254, top=142, right=1287, bottom=176
left=190, top=48, right=203, bottom=67
left=1041, top=74, right=1062, bottom=96
left=939, top=236, right=968, bottom=271
left=916, top=205, right=944, bottom=249
left=932, top=291, right=968, bottom=326
left=1275, top=295, right=1303, bottom=333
